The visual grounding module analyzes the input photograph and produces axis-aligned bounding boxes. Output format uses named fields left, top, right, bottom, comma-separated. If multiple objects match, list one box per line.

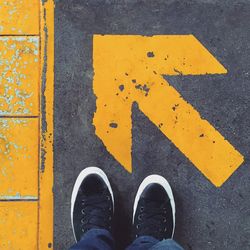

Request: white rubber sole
left=132, top=175, right=176, bottom=238
left=71, top=167, right=114, bottom=242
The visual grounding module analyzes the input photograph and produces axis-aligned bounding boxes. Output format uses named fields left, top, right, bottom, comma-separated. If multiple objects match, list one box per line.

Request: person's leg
left=149, top=239, right=183, bottom=250
left=69, top=167, right=115, bottom=250
left=69, top=228, right=114, bottom=250
left=126, top=175, right=184, bottom=250
left=126, top=235, right=158, bottom=250
left=126, top=236, right=183, bottom=250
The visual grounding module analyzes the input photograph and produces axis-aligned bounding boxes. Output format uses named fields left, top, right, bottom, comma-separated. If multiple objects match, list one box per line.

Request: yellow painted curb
left=0, top=0, right=54, bottom=249
left=39, top=0, right=54, bottom=249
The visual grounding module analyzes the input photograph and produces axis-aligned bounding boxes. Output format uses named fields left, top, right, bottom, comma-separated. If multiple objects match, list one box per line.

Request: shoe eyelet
left=81, top=218, right=87, bottom=224
left=136, top=224, right=140, bottom=229
left=135, top=234, right=138, bottom=238
left=81, top=228, right=85, bottom=233
left=109, top=216, right=112, bottom=221
left=109, top=207, right=112, bottom=211
left=81, top=209, right=85, bottom=215
left=164, top=228, right=167, bottom=232
left=163, top=218, right=167, bottom=223
left=140, top=207, right=144, bottom=212
left=106, top=196, right=110, bottom=200
left=138, top=215, right=142, bottom=221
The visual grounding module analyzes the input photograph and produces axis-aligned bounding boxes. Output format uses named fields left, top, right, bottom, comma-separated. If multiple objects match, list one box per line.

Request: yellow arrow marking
left=93, top=35, right=244, bottom=187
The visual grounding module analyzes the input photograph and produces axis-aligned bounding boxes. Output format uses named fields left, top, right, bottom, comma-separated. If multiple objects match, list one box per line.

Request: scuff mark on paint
left=147, top=51, right=155, bottom=57
left=173, top=68, right=183, bottom=75
left=119, top=84, right=124, bottom=91
left=134, top=83, right=150, bottom=96
left=158, top=123, right=163, bottom=128
left=109, top=122, right=118, bottom=128
left=172, top=104, right=179, bottom=111
left=41, top=148, right=47, bottom=173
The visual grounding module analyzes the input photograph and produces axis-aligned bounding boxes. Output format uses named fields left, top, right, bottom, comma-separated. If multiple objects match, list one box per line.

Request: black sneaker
left=71, top=167, right=114, bottom=242
left=132, top=175, right=175, bottom=240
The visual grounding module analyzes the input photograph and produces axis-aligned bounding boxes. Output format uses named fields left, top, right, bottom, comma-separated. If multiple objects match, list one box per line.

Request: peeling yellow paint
left=0, top=118, right=38, bottom=198
left=0, top=201, right=38, bottom=249
left=0, top=37, right=39, bottom=115
left=0, top=0, right=39, bottom=35
left=93, top=35, right=244, bottom=187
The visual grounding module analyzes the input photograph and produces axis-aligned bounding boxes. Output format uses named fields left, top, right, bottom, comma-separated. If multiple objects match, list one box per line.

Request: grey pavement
left=54, top=1, right=250, bottom=249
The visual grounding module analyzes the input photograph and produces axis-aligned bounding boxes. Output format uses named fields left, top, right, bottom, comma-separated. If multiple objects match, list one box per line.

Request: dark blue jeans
left=69, top=229, right=184, bottom=250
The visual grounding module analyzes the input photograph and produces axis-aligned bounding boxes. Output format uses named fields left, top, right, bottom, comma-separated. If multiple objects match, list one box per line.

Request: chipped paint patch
left=0, top=37, right=39, bottom=115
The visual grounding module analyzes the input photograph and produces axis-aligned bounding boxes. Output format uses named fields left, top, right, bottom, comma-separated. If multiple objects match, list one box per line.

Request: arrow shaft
left=137, top=75, right=243, bottom=186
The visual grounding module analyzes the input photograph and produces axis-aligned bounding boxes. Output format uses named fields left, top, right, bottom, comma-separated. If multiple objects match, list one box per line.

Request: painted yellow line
left=93, top=35, right=244, bottom=187
left=0, top=0, right=54, bottom=249
left=39, top=0, right=54, bottom=249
